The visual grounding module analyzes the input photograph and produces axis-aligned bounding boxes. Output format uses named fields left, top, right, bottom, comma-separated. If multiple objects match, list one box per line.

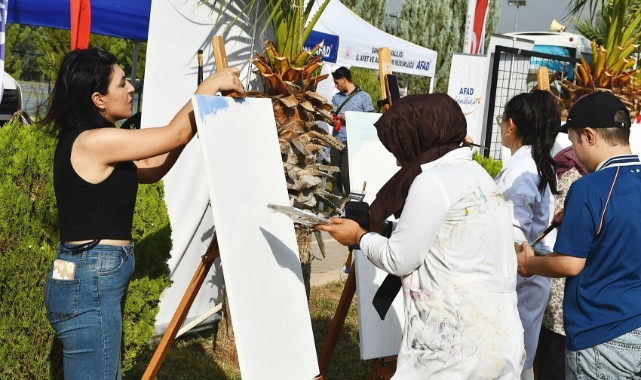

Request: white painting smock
left=360, top=148, right=525, bottom=378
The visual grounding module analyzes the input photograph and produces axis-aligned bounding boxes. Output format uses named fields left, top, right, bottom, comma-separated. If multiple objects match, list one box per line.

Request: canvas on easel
left=345, top=111, right=404, bottom=360
left=193, top=95, right=319, bottom=379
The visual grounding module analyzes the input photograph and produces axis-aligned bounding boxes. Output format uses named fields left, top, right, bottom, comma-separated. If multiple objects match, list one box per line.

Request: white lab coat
left=495, top=145, right=554, bottom=370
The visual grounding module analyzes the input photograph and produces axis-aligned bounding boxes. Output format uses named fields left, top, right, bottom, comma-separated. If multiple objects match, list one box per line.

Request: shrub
left=474, top=152, right=503, bottom=178
left=0, top=120, right=171, bottom=378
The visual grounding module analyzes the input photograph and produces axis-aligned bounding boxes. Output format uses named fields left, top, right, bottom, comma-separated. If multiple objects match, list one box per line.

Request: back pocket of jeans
left=44, top=269, right=80, bottom=321
left=96, top=255, right=124, bottom=276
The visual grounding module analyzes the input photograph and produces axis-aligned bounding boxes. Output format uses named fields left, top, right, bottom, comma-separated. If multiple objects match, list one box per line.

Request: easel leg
left=368, top=356, right=397, bottom=380
left=142, top=238, right=220, bottom=380
left=318, top=267, right=356, bottom=375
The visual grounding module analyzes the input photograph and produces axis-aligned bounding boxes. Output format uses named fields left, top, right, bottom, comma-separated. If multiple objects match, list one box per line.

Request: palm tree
left=561, top=0, right=641, bottom=116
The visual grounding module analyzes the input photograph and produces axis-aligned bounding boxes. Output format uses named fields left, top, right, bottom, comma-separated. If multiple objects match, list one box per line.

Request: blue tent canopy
left=7, top=0, right=152, bottom=42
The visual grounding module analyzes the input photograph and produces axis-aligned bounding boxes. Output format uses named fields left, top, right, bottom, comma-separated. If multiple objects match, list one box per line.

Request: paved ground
left=309, top=231, right=351, bottom=287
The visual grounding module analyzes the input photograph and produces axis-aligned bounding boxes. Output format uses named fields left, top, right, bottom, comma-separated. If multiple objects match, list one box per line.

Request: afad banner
left=463, top=0, right=490, bottom=55
left=303, top=30, right=339, bottom=64
left=337, top=42, right=436, bottom=77
left=447, top=53, right=489, bottom=146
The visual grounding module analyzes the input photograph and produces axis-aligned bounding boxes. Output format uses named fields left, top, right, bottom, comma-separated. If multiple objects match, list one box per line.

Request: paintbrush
left=197, top=49, right=204, bottom=85
left=532, top=220, right=561, bottom=246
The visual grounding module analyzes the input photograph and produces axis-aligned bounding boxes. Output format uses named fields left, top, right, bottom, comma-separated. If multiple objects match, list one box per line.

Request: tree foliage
left=385, top=0, right=500, bottom=94
left=385, top=0, right=466, bottom=93
left=342, top=0, right=388, bottom=28
left=573, top=0, right=641, bottom=46
left=4, top=24, right=146, bottom=83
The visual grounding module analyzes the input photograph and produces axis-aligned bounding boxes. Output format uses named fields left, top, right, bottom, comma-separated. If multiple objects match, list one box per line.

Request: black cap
left=561, top=91, right=630, bottom=133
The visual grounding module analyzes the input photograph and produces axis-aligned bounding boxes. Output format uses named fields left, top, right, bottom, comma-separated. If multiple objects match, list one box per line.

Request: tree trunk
left=295, top=225, right=313, bottom=300
left=213, top=284, right=239, bottom=368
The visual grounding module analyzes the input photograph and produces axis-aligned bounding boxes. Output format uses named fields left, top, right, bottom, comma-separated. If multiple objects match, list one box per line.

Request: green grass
left=127, top=280, right=369, bottom=379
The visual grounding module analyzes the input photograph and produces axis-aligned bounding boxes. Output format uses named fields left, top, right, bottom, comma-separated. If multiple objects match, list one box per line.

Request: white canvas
left=193, top=95, right=319, bottom=380
left=345, top=111, right=404, bottom=360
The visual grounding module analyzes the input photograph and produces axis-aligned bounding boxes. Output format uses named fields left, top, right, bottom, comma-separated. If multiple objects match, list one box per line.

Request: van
left=1, top=71, right=24, bottom=125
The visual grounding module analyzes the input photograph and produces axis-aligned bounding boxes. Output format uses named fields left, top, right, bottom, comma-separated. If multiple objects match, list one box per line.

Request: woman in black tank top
left=41, top=47, right=244, bottom=380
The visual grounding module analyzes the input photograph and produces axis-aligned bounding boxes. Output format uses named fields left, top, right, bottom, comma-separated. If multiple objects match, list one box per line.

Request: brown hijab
left=369, top=94, right=467, bottom=232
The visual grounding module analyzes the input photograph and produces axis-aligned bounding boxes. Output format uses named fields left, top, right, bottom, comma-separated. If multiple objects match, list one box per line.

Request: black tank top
left=54, top=128, right=138, bottom=241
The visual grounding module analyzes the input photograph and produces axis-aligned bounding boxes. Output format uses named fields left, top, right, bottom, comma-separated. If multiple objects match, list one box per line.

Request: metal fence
left=483, top=46, right=579, bottom=159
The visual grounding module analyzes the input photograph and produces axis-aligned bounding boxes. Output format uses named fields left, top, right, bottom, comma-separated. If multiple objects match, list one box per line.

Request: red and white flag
left=463, top=0, right=490, bottom=55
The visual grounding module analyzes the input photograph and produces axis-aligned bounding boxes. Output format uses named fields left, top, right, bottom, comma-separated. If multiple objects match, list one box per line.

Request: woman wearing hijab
left=317, top=94, right=524, bottom=378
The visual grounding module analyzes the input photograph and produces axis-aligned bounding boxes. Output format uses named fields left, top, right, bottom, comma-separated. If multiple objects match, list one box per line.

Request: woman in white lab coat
left=495, top=89, right=560, bottom=380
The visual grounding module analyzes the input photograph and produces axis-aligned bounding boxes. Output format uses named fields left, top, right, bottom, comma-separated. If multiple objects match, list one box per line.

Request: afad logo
left=318, top=44, right=334, bottom=58
left=455, top=87, right=482, bottom=115
left=416, top=60, right=431, bottom=71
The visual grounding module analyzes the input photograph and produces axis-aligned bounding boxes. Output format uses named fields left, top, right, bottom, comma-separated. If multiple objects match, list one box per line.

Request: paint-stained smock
left=361, top=148, right=525, bottom=379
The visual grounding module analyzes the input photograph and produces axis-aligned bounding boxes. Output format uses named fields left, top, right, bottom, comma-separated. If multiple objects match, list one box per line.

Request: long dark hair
left=43, top=47, right=118, bottom=137
left=504, top=90, right=559, bottom=194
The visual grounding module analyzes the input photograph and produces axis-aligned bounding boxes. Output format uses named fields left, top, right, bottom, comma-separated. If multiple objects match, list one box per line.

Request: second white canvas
left=345, top=111, right=404, bottom=360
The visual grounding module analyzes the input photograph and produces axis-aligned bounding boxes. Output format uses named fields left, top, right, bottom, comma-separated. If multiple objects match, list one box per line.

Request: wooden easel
left=378, top=47, right=393, bottom=112
left=536, top=66, right=550, bottom=91
left=143, top=36, right=324, bottom=380
left=318, top=47, right=397, bottom=380
left=142, top=238, right=220, bottom=379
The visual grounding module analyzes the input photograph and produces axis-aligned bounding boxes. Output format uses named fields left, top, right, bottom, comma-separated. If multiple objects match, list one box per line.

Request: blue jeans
left=45, top=242, right=135, bottom=380
left=566, top=327, right=641, bottom=379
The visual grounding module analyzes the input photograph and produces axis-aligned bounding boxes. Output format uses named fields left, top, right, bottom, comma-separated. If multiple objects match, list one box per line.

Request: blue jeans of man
left=45, top=242, right=135, bottom=380
left=566, top=326, right=641, bottom=379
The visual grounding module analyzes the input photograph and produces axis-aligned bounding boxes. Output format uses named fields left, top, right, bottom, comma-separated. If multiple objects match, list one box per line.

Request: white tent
left=308, top=0, right=437, bottom=78
left=142, top=0, right=438, bottom=335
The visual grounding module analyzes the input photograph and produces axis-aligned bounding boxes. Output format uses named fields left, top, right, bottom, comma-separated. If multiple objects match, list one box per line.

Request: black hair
left=596, top=109, right=632, bottom=145
left=504, top=90, right=560, bottom=194
left=332, top=66, right=352, bottom=82
left=42, top=47, right=118, bottom=137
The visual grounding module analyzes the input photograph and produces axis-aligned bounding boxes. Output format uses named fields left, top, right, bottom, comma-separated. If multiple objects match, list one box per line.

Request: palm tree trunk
left=295, top=225, right=313, bottom=300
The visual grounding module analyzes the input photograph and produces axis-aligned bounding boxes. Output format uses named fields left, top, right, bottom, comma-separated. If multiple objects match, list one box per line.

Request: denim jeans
left=45, top=242, right=135, bottom=380
left=566, top=326, right=641, bottom=379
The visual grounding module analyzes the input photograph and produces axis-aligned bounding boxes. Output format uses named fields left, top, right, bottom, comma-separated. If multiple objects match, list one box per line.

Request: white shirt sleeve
left=497, top=166, right=540, bottom=243
left=360, top=172, right=449, bottom=276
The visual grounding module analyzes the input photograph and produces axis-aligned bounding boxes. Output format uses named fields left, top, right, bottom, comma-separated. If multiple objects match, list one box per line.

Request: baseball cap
left=560, top=91, right=630, bottom=133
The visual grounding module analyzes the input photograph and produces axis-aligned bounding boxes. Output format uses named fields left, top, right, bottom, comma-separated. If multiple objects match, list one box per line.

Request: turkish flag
left=472, top=0, right=490, bottom=54
left=70, top=0, right=91, bottom=50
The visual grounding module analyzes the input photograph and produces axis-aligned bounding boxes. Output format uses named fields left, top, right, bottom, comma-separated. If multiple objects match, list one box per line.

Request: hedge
left=0, top=120, right=172, bottom=378
left=473, top=152, right=503, bottom=178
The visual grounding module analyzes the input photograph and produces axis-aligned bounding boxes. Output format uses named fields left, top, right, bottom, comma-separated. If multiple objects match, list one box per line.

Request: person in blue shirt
left=517, top=91, right=641, bottom=379
left=330, top=66, right=373, bottom=198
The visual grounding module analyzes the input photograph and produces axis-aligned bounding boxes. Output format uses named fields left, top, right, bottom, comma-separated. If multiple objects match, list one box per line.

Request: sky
left=385, top=0, right=582, bottom=34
